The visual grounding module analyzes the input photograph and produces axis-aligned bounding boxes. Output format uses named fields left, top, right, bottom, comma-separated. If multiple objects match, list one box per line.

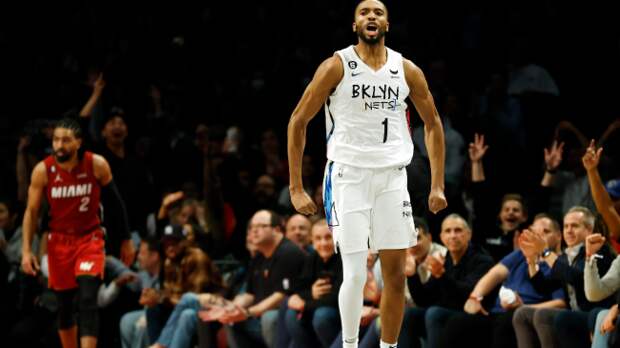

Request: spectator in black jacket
left=514, top=206, right=616, bottom=348
left=407, top=213, right=495, bottom=348
left=282, top=218, right=342, bottom=348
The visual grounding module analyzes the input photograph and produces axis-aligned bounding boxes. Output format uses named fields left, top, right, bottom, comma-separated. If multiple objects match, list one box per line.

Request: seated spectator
left=407, top=214, right=495, bottom=347
left=120, top=238, right=163, bottom=348
left=281, top=219, right=342, bottom=348
left=514, top=206, right=616, bottom=348
left=145, top=224, right=224, bottom=347
left=195, top=222, right=260, bottom=348
left=284, top=213, right=312, bottom=252
left=215, top=209, right=306, bottom=348
left=441, top=214, right=566, bottom=348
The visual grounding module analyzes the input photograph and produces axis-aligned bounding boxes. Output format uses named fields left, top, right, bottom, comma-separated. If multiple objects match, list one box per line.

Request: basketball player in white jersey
left=287, top=1, right=447, bottom=347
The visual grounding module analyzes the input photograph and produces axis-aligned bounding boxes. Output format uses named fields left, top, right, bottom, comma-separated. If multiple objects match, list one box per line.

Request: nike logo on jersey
left=351, top=71, right=363, bottom=77
left=389, top=69, right=398, bottom=74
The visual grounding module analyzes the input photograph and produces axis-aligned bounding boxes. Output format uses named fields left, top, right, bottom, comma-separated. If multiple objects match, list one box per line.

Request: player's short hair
left=354, top=0, right=388, bottom=18
left=54, top=118, right=83, bottom=139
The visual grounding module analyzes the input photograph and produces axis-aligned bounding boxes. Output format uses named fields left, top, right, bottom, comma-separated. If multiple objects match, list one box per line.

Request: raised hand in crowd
left=544, top=140, right=564, bottom=173
left=157, top=191, right=184, bottom=220
left=469, top=133, right=488, bottom=182
left=80, top=72, right=106, bottom=118
left=540, top=140, right=564, bottom=187
left=585, top=233, right=606, bottom=258
left=582, top=139, right=603, bottom=171
left=468, top=133, right=489, bottom=163
left=582, top=139, right=620, bottom=240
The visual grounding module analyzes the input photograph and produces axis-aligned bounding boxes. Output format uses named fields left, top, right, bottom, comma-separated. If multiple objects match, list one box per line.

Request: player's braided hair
left=54, top=118, right=83, bottom=139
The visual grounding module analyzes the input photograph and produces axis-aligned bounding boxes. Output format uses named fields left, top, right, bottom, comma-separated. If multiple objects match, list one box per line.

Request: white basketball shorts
left=322, top=161, right=417, bottom=254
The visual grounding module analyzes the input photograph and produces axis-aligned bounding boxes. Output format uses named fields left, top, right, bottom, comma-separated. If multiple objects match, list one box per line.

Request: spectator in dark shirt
left=283, top=218, right=343, bottom=348
left=220, top=210, right=306, bottom=348
left=441, top=214, right=566, bottom=348
left=409, top=213, right=494, bottom=347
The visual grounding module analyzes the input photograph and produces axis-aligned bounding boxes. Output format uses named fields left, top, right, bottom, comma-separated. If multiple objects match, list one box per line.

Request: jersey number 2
left=79, top=197, right=90, bottom=212
left=382, top=118, right=388, bottom=143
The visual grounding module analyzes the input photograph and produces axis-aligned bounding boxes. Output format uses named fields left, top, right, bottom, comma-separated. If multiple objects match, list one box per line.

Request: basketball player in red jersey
left=21, top=118, right=133, bottom=348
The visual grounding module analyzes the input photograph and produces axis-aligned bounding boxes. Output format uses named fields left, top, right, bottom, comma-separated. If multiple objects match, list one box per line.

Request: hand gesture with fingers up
left=582, top=139, right=603, bottom=172
left=544, top=140, right=564, bottom=173
left=468, top=133, right=489, bottom=163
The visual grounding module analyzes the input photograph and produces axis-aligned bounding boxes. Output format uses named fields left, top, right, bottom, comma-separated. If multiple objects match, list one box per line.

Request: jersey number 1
left=382, top=118, right=388, bottom=143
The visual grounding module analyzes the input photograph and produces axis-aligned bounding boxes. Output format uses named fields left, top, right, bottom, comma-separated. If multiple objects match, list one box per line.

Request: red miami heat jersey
left=44, top=151, right=101, bottom=235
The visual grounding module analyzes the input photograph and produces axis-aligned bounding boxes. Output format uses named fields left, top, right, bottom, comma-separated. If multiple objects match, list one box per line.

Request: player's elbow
left=288, top=113, right=309, bottom=135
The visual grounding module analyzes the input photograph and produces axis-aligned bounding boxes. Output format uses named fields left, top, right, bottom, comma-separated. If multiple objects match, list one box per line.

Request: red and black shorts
left=47, top=229, right=105, bottom=291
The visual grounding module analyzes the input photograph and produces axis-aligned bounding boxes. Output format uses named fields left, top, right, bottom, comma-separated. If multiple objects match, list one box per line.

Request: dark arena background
left=1, top=1, right=619, bottom=347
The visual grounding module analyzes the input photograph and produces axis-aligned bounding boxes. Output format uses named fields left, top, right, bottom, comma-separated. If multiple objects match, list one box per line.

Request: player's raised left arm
left=405, top=59, right=447, bottom=214
left=93, top=154, right=135, bottom=264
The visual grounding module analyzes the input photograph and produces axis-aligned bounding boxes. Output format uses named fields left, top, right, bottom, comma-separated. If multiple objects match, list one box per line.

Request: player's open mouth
left=366, top=23, right=378, bottom=34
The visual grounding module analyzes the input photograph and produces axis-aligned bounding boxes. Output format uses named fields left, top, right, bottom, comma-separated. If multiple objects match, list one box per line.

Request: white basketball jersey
left=325, top=45, right=413, bottom=168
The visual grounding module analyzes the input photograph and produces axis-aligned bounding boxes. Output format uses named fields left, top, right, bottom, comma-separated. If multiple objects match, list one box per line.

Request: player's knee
left=77, top=276, right=99, bottom=310
left=77, top=276, right=100, bottom=337
left=383, top=270, right=406, bottom=291
left=56, top=289, right=76, bottom=329
left=342, top=269, right=366, bottom=288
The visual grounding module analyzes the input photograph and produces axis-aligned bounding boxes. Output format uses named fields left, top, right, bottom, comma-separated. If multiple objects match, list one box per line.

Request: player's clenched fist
left=290, top=189, right=317, bottom=216
left=428, top=188, right=447, bottom=214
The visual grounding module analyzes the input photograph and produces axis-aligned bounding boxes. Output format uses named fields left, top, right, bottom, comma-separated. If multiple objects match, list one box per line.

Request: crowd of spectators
left=1, top=1, right=620, bottom=347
